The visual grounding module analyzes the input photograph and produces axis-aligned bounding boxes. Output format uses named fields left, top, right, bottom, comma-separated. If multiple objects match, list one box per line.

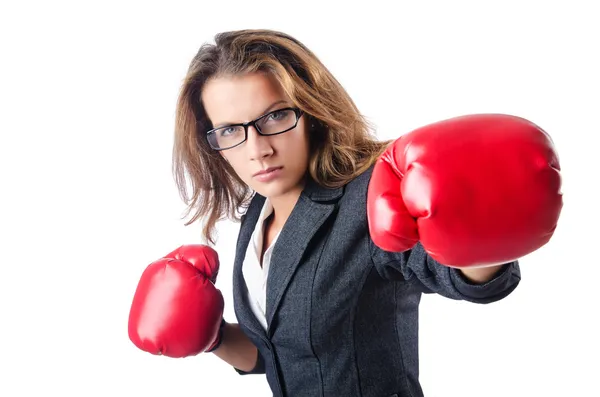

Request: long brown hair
left=173, top=29, right=391, bottom=244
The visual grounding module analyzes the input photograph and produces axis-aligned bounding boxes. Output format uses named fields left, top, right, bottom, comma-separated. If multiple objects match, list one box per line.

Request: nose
left=245, top=125, right=274, bottom=160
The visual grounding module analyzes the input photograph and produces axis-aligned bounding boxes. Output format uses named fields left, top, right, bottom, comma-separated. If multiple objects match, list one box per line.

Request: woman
left=129, top=29, right=561, bottom=397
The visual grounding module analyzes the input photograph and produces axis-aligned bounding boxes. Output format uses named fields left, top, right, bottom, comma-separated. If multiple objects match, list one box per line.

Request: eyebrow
left=213, top=100, right=289, bottom=128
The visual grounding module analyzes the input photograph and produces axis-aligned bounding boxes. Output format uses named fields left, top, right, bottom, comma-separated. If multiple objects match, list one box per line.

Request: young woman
left=128, top=29, right=562, bottom=397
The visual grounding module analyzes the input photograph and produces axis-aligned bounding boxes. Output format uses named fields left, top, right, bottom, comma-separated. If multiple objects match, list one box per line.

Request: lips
left=253, top=166, right=282, bottom=177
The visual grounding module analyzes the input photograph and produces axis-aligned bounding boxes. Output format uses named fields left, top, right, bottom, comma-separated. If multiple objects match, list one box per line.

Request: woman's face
left=201, top=72, right=310, bottom=200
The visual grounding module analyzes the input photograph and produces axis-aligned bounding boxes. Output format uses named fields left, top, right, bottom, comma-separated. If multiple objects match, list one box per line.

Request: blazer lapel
left=232, top=177, right=344, bottom=338
left=232, top=193, right=268, bottom=338
left=265, top=178, right=343, bottom=335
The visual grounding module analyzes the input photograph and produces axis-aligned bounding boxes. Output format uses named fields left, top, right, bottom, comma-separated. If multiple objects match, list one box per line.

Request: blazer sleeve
left=369, top=238, right=521, bottom=304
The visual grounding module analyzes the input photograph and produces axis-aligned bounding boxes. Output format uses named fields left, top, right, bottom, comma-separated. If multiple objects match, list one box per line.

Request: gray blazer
left=232, top=164, right=521, bottom=397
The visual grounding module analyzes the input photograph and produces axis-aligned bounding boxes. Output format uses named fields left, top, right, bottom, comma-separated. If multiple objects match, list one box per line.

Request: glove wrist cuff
left=206, top=318, right=227, bottom=353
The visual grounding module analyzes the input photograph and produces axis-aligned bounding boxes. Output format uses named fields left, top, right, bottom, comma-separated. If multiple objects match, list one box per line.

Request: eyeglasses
left=206, top=107, right=304, bottom=151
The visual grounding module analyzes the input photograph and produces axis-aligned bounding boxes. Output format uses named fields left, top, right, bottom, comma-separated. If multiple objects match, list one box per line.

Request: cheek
left=228, top=157, right=247, bottom=174
left=298, top=130, right=311, bottom=160
left=290, top=125, right=310, bottom=150
left=229, top=158, right=256, bottom=185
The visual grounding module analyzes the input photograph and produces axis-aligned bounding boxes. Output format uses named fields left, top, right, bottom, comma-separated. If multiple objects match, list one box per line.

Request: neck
left=268, top=185, right=304, bottom=231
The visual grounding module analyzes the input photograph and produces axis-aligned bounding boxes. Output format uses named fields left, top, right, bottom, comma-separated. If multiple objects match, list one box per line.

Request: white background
left=1, top=1, right=598, bottom=396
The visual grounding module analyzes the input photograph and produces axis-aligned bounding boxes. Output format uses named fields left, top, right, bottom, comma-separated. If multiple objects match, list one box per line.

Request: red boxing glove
left=128, top=245, right=225, bottom=357
left=367, top=114, right=563, bottom=268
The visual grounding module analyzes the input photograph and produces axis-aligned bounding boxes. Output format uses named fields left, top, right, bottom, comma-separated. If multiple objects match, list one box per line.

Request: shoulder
left=340, top=163, right=376, bottom=203
left=239, top=192, right=264, bottom=223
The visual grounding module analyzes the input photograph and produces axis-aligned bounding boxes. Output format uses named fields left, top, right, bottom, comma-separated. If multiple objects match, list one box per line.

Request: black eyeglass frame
left=205, top=107, right=304, bottom=151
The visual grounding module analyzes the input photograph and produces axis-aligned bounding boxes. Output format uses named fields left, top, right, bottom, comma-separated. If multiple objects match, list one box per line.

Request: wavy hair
left=172, top=29, right=391, bottom=243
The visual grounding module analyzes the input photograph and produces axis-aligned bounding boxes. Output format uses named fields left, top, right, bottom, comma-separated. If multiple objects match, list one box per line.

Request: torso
left=233, top=165, right=425, bottom=396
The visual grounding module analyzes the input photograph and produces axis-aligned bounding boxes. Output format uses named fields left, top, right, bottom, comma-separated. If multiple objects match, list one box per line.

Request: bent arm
left=212, top=322, right=263, bottom=374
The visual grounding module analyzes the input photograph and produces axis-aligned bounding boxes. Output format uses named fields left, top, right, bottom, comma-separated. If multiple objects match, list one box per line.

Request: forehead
left=201, top=72, right=289, bottom=125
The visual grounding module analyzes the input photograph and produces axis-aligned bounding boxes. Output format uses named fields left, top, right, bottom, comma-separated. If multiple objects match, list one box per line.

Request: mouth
left=253, top=166, right=283, bottom=177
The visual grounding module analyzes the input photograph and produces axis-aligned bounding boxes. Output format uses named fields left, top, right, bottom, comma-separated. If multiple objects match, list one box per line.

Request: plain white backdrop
left=1, top=0, right=598, bottom=396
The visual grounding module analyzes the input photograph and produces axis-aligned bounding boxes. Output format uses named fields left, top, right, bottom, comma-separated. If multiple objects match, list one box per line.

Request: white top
left=242, top=198, right=280, bottom=331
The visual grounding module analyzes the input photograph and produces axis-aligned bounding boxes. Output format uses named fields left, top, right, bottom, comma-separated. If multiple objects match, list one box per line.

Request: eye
left=220, top=127, right=237, bottom=136
left=265, top=109, right=293, bottom=123
left=268, top=111, right=286, bottom=121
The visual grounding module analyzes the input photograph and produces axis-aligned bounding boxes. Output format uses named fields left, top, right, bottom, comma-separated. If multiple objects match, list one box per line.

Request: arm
left=367, top=114, right=562, bottom=270
left=366, top=114, right=561, bottom=300
left=370, top=239, right=521, bottom=304
left=459, top=265, right=506, bottom=284
left=212, top=322, right=265, bottom=374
